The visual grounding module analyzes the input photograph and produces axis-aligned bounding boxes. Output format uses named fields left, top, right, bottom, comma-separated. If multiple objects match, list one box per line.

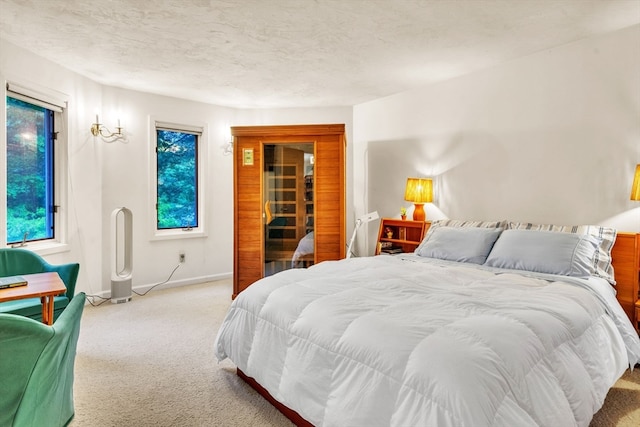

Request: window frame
left=149, top=118, right=208, bottom=241
left=3, top=81, right=69, bottom=255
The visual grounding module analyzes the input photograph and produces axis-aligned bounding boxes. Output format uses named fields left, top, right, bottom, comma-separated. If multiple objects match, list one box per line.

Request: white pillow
left=415, top=226, right=504, bottom=264
left=484, top=229, right=600, bottom=277
left=507, top=222, right=616, bottom=284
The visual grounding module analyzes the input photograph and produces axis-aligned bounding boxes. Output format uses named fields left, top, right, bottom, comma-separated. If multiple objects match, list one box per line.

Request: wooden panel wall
left=233, top=135, right=264, bottom=296
left=314, top=133, right=346, bottom=263
left=611, top=232, right=640, bottom=327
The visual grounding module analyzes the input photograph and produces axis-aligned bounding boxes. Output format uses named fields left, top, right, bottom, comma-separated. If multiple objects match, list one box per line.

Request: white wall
left=3, top=23, right=639, bottom=290
left=0, top=39, right=104, bottom=296
left=97, top=93, right=353, bottom=294
left=99, top=87, right=237, bottom=293
left=0, top=38, right=353, bottom=296
left=353, top=24, right=640, bottom=255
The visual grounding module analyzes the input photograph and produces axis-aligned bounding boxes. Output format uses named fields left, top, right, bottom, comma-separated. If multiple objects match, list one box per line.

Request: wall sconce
left=222, top=140, right=233, bottom=156
left=404, top=177, right=433, bottom=221
left=631, top=164, right=640, bottom=201
left=91, top=115, right=124, bottom=141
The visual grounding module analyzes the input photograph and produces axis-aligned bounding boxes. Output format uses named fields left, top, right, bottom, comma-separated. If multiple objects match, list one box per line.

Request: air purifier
left=111, top=207, right=133, bottom=303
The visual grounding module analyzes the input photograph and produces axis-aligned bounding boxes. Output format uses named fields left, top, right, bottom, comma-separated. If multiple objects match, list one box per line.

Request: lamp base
left=413, top=204, right=426, bottom=221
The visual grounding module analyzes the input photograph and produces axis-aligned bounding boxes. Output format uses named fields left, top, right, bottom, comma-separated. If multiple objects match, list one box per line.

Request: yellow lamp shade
left=631, top=164, right=640, bottom=201
left=404, top=178, right=433, bottom=203
left=404, top=178, right=433, bottom=221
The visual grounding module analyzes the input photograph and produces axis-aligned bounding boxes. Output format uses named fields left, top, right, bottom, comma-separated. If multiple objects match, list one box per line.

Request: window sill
left=7, top=242, right=70, bottom=256
left=151, top=229, right=207, bottom=241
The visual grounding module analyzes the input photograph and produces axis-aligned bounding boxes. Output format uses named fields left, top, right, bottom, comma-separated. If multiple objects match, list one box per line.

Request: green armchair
left=0, top=292, right=85, bottom=427
left=0, top=248, right=79, bottom=322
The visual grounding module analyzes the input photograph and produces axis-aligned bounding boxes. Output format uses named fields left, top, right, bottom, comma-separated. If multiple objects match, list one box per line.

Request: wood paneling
left=233, top=135, right=263, bottom=296
left=611, top=232, right=640, bottom=328
left=313, top=132, right=345, bottom=263
left=232, top=124, right=345, bottom=297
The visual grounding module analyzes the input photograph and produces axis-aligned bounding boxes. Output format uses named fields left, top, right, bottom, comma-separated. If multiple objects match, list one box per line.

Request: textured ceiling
left=1, top=0, right=639, bottom=108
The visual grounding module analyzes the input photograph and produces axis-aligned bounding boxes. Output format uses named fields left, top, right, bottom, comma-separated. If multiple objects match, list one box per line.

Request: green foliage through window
left=6, top=96, right=55, bottom=244
left=156, top=129, right=198, bottom=229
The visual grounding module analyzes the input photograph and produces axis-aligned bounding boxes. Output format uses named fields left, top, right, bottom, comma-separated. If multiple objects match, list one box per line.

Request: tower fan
left=111, top=207, right=133, bottom=303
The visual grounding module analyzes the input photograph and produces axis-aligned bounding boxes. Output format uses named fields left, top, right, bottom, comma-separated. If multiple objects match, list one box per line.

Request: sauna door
left=263, top=144, right=314, bottom=276
left=232, top=124, right=346, bottom=298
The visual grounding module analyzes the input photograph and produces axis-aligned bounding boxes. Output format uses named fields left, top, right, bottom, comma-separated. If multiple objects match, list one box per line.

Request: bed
left=214, top=220, right=640, bottom=427
left=292, top=232, right=314, bottom=268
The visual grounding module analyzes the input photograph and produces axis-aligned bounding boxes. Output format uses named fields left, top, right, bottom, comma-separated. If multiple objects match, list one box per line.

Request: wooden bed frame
left=611, top=232, right=640, bottom=330
left=238, top=231, right=640, bottom=426
left=237, top=369, right=313, bottom=427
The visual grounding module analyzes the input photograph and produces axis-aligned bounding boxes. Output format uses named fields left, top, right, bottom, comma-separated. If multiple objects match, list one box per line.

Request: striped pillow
left=507, top=222, right=617, bottom=284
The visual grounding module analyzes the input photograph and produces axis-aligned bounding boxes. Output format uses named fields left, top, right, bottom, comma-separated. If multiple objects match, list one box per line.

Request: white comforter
left=214, top=255, right=640, bottom=427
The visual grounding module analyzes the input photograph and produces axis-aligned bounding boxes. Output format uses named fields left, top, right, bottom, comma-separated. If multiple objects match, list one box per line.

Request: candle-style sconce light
left=91, top=114, right=124, bottom=141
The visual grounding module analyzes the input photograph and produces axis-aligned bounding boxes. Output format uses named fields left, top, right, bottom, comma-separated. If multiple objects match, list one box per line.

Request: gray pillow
left=415, top=226, right=504, bottom=264
left=415, top=219, right=507, bottom=253
left=507, top=221, right=616, bottom=284
left=484, top=229, right=600, bottom=277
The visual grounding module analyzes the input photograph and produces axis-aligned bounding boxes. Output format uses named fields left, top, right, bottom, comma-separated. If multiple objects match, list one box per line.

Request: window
left=155, top=124, right=201, bottom=230
left=4, top=82, right=67, bottom=251
left=5, top=96, right=56, bottom=245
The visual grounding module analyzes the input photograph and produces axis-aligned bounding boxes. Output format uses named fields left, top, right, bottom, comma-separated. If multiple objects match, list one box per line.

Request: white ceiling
left=1, top=0, right=639, bottom=109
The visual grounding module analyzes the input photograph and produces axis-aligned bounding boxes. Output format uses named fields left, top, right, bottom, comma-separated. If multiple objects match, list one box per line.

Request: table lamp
left=404, top=178, right=433, bottom=221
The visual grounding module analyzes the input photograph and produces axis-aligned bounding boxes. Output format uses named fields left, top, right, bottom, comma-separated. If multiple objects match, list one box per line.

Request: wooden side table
left=0, top=272, right=66, bottom=325
left=375, top=219, right=430, bottom=255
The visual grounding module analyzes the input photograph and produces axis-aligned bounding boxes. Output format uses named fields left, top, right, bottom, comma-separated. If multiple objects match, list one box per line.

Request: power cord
left=84, top=262, right=182, bottom=304
left=85, top=294, right=110, bottom=307
left=132, top=262, right=181, bottom=296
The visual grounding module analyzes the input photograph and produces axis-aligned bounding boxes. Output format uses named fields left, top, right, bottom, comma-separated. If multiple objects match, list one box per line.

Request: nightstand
left=375, top=218, right=430, bottom=255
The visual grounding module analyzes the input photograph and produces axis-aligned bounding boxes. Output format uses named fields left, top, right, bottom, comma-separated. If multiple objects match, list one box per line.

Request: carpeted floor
left=591, top=368, right=640, bottom=427
left=71, top=280, right=292, bottom=427
left=70, top=279, right=639, bottom=426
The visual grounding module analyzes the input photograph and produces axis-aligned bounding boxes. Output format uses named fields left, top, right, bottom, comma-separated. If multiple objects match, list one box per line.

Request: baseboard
left=133, top=272, right=232, bottom=294
left=85, top=272, right=232, bottom=300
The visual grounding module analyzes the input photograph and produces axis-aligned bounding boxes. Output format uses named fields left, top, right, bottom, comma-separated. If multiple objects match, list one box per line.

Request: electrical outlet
left=179, top=252, right=185, bottom=263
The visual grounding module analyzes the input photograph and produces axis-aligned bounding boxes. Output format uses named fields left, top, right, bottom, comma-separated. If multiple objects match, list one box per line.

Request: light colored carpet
left=591, top=368, right=640, bottom=427
left=70, top=279, right=640, bottom=427
left=71, top=279, right=292, bottom=427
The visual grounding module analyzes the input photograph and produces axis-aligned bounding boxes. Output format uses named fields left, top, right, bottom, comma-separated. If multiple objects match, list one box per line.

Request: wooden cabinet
left=232, top=124, right=346, bottom=298
left=375, top=219, right=430, bottom=255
